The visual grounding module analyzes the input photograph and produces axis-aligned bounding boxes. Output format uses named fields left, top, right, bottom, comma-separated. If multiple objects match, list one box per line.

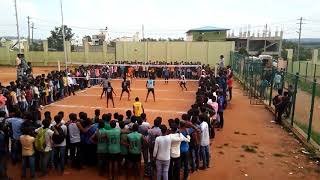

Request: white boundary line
left=46, top=104, right=186, bottom=114
left=88, top=86, right=196, bottom=93
left=74, top=94, right=194, bottom=101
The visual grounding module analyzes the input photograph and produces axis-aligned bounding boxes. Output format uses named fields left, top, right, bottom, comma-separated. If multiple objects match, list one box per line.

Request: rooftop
left=186, top=26, right=230, bottom=33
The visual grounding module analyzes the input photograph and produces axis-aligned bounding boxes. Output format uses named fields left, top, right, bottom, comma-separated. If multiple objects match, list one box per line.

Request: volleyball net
left=62, top=62, right=209, bottom=82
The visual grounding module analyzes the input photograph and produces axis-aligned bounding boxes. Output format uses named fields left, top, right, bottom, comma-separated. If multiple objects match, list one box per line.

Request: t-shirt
left=200, top=121, right=210, bottom=146
left=147, top=79, right=154, bottom=89
left=35, top=127, right=54, bottom=152
left=127, top=132, right=142, bottom=154
left=102, top=79, right=109, bottom=88
left=20, top=135, right=35, bottom=156
left=106, top=128, right=121, bottom=154
left=169, top=133, right=190, bottom=158
left=53, top=124, right=68, bottom=147
left=133, top=102, right=143, bottom=117
left=106, top=86, right=113, bottom=96
left=122, top=81, right=129, bottom=90
left=7, top=117, right=23, bottom=140
left=68, top=122, right=81, bottom=143
left=180, top=128, right=193, bottom=153
left=120, top=133, right=128, bottom=155
left=97, top=128, right=108, bottom=154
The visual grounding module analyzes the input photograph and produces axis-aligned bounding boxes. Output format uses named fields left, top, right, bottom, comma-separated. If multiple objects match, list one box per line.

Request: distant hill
left=286, top=38, right=320, bottom=48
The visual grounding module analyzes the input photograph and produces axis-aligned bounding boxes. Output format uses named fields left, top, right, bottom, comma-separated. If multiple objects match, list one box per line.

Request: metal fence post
left=307, top=78, right=317, bottom=142
left=290, top=72, right=299, bottom=126
left=305, top=62, right=308, bottom=80
left=268, top=67, right=275, bottom=106
left=313, top=64, right=317, bottom=79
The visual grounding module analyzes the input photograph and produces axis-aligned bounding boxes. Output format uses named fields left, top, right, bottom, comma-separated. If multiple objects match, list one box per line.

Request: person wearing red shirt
left=227, top=77, right=233, bottom=101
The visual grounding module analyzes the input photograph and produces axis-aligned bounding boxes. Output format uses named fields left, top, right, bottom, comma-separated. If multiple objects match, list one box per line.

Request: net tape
left=66, top=62, right=202, bottom=68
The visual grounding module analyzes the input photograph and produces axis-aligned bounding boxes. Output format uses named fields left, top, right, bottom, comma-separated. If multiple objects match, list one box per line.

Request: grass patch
left=241, top=145, right=257, bottom=153
left=294, top=120, right=320, bottom=146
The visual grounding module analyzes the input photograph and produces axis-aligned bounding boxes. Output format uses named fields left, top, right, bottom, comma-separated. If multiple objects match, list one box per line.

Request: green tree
left=281, top=40, right=312, bottom=61
left=238, top=47, right=249, bottom=56
left=47, top=25, right=74, bottom=51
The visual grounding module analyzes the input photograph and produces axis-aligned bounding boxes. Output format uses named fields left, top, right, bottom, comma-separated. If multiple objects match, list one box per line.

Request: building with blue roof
left=186, top=26, right=230, bottom=42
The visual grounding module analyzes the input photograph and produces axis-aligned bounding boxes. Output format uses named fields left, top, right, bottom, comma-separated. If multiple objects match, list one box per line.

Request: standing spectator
left=7, top=109, right=24, bottom=164
left=199, top=115, right=210, bottom=170
left=217, top=91, right=225, bottom=129
left=227, top=76, right=233, bottom=101
left=0, top=117, right=9, bottom=179
left=20, top=127, right=35, bottom=179
left=106, top=120, right=121, bottom=179
left=168, top=123, right=190, bottom=180
left=52, top=115, right=67, bottom=175
left=68, top=113, right=82, bottom=169
left=0, top=91, right=8, bottom=116
left=127, top=124, right=143, bottom=178
left=35, top=118, right=54, bottom=176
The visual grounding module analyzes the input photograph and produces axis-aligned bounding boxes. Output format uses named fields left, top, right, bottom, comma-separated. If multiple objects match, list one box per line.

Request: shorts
left=147, top=88, right=154, bottom=93
left=103, top=87, right=108, bottom=91
left=180, top=82, right=186, bottom=86
left=107, top=94, right=113, bottom=99
left=128, top=153, right=141, bottom=163
left=122, top=89, right=130, bottom=93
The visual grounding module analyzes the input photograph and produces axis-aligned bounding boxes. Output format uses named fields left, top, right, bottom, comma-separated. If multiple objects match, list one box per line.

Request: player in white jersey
left=145, top=77, right=155, bottom=102
left=179, top=74, right=187, bottom=91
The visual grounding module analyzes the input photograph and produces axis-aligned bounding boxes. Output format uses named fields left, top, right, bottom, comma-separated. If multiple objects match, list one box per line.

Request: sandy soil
left=0, top=66, right=319, bottom=179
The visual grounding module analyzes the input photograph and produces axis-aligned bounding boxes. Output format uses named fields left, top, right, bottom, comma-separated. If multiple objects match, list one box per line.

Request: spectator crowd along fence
left=230, top=52, right=320, bottom=150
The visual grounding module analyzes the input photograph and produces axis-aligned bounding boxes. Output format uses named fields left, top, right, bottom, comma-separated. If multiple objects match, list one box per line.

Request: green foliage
left=29, top=41, right=43, bottom=51
left=47, top=25, right=74, bottom=51
left=282, top=40, right=312, bottom=61
left=238, top=48, right=249, bottom=56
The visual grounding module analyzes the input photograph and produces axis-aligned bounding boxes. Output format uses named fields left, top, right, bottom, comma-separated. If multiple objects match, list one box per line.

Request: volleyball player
left=179, top=74, right=188, bottom=91
left=145, top=77, right=155, bottom=102
left=100, top=76, right=109, bottom=99
left=106, top=82, right=116, bottom=108
left=163, top=67, right=170, bottom=84
left=120, top=77, right=131, bottom=101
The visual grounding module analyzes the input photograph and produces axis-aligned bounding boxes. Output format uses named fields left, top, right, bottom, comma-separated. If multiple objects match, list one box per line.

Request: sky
left=0, top=0, right=320, bottom=40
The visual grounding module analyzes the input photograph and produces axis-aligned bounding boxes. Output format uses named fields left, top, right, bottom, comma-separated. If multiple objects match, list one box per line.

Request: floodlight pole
left=60, top=0, right=67, bottom=70
left=14, top=0, right=21, bottom=53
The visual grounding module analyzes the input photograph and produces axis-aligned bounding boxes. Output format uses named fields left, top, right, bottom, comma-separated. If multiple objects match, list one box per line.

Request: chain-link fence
left=231, top=52, right=320, bottom=147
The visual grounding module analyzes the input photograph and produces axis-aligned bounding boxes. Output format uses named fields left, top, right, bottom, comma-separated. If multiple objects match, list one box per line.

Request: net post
left=58, top=60, right=61, bottom=72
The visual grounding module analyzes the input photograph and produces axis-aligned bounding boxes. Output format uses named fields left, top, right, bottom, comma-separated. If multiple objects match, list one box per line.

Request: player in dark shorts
left=106, top=82, right=116, bottom=108
left=120, top=77, right=131, bottom=101
left=179, top=74, right=187, bottom=91
left=100, top=76, right=109, bottom=99
left=163, top=67, right=169, bottom=84
left=145, top=77, right=155, bottom=102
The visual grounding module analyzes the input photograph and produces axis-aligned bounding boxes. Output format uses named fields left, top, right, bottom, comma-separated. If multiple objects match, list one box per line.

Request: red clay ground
left=1, top=67, right=320, bottom=180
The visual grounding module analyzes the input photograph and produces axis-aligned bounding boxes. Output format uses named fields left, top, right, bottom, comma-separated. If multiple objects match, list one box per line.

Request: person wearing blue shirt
left=180, top=122, right=193, bottom=180
left=217, top=91, right=225, bottom=129
left=7, top=110, right=24, bottom=164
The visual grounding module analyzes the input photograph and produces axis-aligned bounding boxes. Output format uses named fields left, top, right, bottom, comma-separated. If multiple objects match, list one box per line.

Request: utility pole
left=60, top=0, right=68, bottom=70
left=264, top=24, right=267, bottom=53
left=27, top=16, right=30, bottom=46
left=142, top=24, right=145, bottom=40
left=30, top=22, right=35, bottom=51
left=31, top=22, right=35, bottom=44
left=14, top=0, right=21, bottom=53
left=297, top=17, right=304, bottom=72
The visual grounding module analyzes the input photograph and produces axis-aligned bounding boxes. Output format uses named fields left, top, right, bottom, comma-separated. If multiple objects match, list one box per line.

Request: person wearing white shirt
left=168, top=124, right=190, bottom=180
left=153, top=125, right=188, bottom=180
left=67, top=74, right=75, bottom=96
left=35, top=119, right=54, bottom=176
left=199, top=115, right=210, bottom=169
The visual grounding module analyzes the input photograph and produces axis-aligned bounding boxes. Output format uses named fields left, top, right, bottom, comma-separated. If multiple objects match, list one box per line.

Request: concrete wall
left=0, top=40, right=234, bottom=66
left=116, top=41, right=235, bottom=65
left=0, top=40, right=115, bottom=66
